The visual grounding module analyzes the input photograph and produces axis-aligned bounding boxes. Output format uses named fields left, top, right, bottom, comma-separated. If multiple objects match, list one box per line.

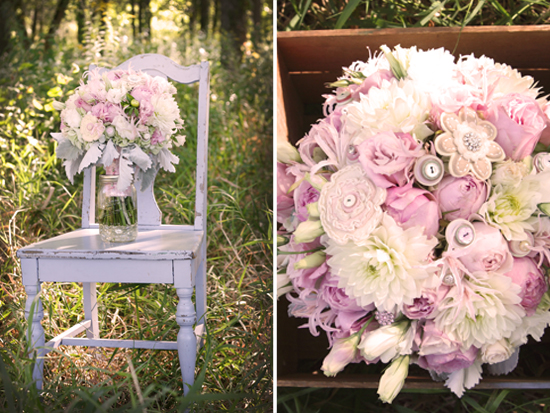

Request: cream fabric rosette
left=318, top=164, right=386, bottom=244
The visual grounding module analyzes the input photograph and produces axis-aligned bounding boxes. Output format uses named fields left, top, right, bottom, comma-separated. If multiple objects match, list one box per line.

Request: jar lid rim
left=99, top=175, right=119, bottom=182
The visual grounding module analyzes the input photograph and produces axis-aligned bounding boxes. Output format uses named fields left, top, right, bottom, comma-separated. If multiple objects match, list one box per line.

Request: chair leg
left=176, top=287, right=197, bottom=396
left=24, top=282, right=45, bottom=390
left=83, top=282, right=99, bottom=339
left=195, top=243, right=207, bottom=329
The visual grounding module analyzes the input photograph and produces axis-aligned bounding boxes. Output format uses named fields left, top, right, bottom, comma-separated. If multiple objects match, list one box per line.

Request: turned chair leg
left=176, top=287, right=197, bottom=396
left=24, top=282, right=45, bottom=390
left=83, top=282, right=99, bottom=339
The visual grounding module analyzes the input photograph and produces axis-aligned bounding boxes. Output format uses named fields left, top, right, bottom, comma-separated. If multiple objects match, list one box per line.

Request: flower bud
left=378, top=355, right=410, bottom=404
left=294, top=251, right=326, bottom=270
left=321, top=334, right=360, bottom=377
left=306, top=202, right=320, bottom=218
left=277, top=140, right=301, bottom=163
left=293, top=219, right=325, bottom=244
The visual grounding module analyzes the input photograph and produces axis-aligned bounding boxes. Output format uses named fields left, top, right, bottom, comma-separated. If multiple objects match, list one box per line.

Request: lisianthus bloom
left=358, top=320, right=416, bottom=363
left=433, top=175, right=487, bottom=221
left=385, top=182, right=440, bottom=238
left=318, top=164, right=386, bottom=244
left=402, top=289, right=439, bottom=319
left=418, top=321, right=478, bottom=374
left=486, top=93, right=547, bottom=161
left=294, top=180, right=320, bottom=222
left=504, top=257, right=547, bottom=316
left=357, top=131, right=424, bottom=189
left=378, top=355, right=410, bottom=404
left=326, top=214, right=438, bottom=312
left=458, top=222, right=513, bottom=274
left=321, top=333, right=361, bottom=377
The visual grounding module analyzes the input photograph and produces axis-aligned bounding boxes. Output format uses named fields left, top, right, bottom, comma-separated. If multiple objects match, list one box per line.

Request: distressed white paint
left=17, top=55, right=210, bottom=395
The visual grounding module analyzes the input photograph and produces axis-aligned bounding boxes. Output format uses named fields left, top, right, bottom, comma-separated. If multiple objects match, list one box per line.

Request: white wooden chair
left=17, top=54, right=209, bottom=395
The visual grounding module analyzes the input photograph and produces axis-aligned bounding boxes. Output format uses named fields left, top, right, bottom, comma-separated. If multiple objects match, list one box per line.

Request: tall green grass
left=0, top=8, right=272, bottom=412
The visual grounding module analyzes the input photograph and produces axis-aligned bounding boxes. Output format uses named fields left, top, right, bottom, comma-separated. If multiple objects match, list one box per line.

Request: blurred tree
left=45, top=0, right=71, bottom=50
left=220, top=0, right=247, bottom=66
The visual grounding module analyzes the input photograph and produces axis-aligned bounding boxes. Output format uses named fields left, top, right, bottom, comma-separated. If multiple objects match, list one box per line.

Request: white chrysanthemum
left=435, top=273, right=525, bottom=348
left=343, top=78, right=432, bottom=142
left=347, top=53, right=390, bottom=79
left=479, top=179, right=539, bottom=241
left=151, top=94, right=180, bottom=134
left=326, top=214, right=438, bottom=312
left=407, top=47, right=456, bottom=94
left=63, top=108, right=82, bottom=129
left=389, top=44, right=418, bottom=72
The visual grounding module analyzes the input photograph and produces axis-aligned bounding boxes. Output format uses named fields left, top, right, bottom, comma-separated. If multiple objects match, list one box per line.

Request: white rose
left=481, top=339, right=514, bottom=365
left=492, top=159, right=530, bottom=187
left=106, top=86, right=128, bottom=104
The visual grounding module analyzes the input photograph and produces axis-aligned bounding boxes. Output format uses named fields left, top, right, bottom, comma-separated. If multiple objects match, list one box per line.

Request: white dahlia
left=343, top=78, right=432, bottom=142
left=435, top=272, right=525, bottom=348
left=479, top=179, right=540, bottom=241
left=326, top=214, right=438, bottom=312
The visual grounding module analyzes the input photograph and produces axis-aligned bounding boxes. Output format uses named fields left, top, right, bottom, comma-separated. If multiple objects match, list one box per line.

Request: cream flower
left=318, top=164, right=386, bottom=244
left=435, top=272, right=525, bottom=348
left=481, top=338, right=513, bottom=365
left=358, top=320, right=416, bottom=363
left=343, top=78, right=433, bottom=141
left=491, top=159, right=531, bottom=187
left=79, top=113, right=104, bottom=142
left=435, top=107, right=505, bottom=180
left=326, top=214, right=438, bottom=312
left=378, top=355, right=410, bottom=404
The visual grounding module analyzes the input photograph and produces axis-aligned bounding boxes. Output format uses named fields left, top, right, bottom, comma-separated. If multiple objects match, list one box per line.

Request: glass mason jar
left=97, top=175, right=138, bottom=242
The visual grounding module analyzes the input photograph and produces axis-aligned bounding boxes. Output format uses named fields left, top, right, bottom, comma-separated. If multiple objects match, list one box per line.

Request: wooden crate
left=277, top=26, right=550, bottom=390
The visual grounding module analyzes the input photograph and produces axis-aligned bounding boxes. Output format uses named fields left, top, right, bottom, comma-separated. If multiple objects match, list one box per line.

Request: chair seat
left=17, top=227, right=204, bottom=284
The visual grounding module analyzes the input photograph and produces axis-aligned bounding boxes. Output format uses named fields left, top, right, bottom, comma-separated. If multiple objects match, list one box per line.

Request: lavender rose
left=433, top=175, right=487, bottom=221
left=357, top=131, right=424, bottom=189
left=402, top=289, right=439, bottom=320
left=486, top=93, right=547, bottom=161
left=458, top=222, right=513, bottom=274
left=294, top=180, right=320, bottom=222
left=504, top=257, right=547, bottom=316
left=418, top=322, right=478, bottom=374
left=385, top=182, right=441, bottom=238
left=277, top=162, right=296, bottom=224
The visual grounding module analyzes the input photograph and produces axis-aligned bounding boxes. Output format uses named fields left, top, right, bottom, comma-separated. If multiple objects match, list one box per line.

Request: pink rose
left=485, top=93, right=547, bottom=161
left=402, top=289, right=439, bottom=319
left=277, top=162, right=296, bottom=224
left=504, top=257, right=547, bottom=316
left=294, top=180, right=320, bottom=222
left=458, top=222, right=513, bottom=274
left=433, top=175, right=487, bottom=221
left=417, top=322, right=479, bottom=374
left=385, top=182, right=441, bottom=238
left=357, top=132, right=423, bottom=189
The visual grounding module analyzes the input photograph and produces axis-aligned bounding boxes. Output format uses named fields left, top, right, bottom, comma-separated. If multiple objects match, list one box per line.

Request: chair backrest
left=81, top=54, right=210, bottom=231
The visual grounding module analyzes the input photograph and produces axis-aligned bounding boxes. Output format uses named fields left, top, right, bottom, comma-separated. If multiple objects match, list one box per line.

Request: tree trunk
left=252, top=0, right=262, bottom=49
left=131, top=0, right=136, bottom=40
left=138, top=0, right=151, bottom=39
left=45, top=0, right=70, bottom=50
left=220, top=0, right=247, bottom=67
left=76, top=0, right=86, bottom=45
left=200, top=0, right=209, bottom=35
left=31, top=1, right=39, bottom=42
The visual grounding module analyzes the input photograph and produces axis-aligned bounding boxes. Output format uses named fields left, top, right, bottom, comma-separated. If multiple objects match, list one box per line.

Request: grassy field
left=0, top=9, right=273, bottom=412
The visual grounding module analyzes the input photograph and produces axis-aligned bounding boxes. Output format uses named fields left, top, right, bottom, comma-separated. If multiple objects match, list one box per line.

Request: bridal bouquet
left=52, top=67, right=186, bottom=190
left=277, top=45, right=550, bottom=402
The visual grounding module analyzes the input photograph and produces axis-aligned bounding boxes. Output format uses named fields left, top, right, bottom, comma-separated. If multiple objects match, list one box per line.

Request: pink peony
left=357, top=132, right=423, bottom=189
left=458, top=222, right=513, bottom=274
left=485, top=93, right=547, bottom=161
left=504, top=257, right=547, bottom=316
left=385, top=182, right=441, bottom=238
left=151, top=129, right=165, bottom=145
left=293, top=180, right=320, bottom=222
left=433, top=175, right=487, bottom=221
left=91, top=102, right=122, bottom=123
left=418, top=322, right=478, bottom=374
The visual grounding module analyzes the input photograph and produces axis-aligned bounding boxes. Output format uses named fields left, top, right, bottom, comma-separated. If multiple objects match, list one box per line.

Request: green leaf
left=335, top=0, right=363, bottom=29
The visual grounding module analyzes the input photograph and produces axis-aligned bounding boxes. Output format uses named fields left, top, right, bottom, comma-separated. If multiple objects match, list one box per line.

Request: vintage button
left=336, top=90, right=352, bottom=106
left=343, top=194, right=357, bottom=207
left=445, top=219, right=476, bottom=249
left=414, top=155, right=444, bottom=186
left=509, top=233, right=534, bottom=257
left=374, top=310, right=395, bottom=326
left=455, top=224, right=475, bottom=246
left=534, top=152, right=550, bottom=173
left=442, top=272, right=455, bottom=286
